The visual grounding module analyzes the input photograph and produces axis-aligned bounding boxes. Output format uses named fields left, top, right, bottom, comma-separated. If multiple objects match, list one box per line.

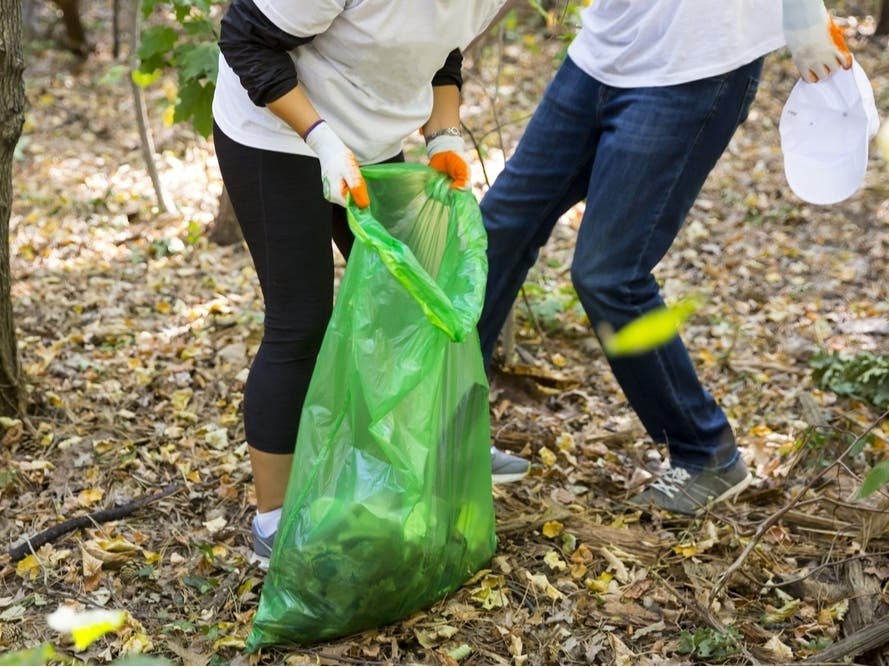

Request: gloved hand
left=426, top=132, right=469, bottom=190
left=782, top=0, right=852, bottom=83
left=304, top=120, right=370, bottom=208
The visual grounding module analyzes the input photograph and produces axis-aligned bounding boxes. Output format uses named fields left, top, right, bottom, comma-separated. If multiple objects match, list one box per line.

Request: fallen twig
left=803, top=613, right=889, bottom=664
left=760, top=550, right=889, bottom=590
left=7, top=482, right=181, bottom=562
left=710, top=409, right=889, bottom=606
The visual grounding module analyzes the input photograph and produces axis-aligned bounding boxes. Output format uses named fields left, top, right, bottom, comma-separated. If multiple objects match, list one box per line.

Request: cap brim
left=783, top=144, right=866, bottom=205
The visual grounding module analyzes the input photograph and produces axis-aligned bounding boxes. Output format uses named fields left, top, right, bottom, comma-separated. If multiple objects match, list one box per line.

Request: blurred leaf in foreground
left=47, top=606, right=127, bottom=651
left=599, top=295, right=703, bottom=357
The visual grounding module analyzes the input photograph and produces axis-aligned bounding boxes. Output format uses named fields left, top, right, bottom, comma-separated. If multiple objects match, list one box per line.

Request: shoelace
left=649, top=466, right=692, bottom=499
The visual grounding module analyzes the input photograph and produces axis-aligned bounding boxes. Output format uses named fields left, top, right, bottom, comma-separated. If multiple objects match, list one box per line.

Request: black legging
left=213, top=123, right=402, bottom=454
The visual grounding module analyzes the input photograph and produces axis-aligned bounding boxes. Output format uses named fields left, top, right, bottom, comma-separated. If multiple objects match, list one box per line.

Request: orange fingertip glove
left=305, top=120, right=371, bottom=209
left=426, top=132, right=469, bottom=190
left=345, top=176, right=370, bottom=209
left=428, top=150, right=469, bottom=190
left=783, top=0, right=853, bottom=83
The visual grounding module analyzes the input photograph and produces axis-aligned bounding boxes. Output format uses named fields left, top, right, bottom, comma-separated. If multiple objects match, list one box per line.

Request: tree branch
left=8, top=482, right=181, bottom=562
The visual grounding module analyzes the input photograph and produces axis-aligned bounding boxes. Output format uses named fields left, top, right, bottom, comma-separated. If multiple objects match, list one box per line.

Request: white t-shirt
left=213, top=0, right=505, bottom=163
left=567, top=1, right=786, bottom=88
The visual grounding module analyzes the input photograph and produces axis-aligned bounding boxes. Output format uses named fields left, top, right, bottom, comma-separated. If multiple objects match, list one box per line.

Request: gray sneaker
left=629, top=458, right=752, bottom=515
left=491, top=446, right=530, bottom=483
left=250, top=518, right=275, bottom=570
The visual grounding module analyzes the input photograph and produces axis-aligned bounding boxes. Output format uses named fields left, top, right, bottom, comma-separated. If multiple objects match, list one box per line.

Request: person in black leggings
left=214, top=125, right=404, bottom=464
left=211, top=0, right=529, bottom=564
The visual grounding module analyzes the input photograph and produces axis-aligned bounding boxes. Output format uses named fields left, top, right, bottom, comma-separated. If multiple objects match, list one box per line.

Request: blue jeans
left=479, top=56, right=763, bottom=472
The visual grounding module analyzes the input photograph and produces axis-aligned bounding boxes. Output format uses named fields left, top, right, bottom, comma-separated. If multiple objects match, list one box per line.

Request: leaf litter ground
left=2, top=2, right=889, bottom=665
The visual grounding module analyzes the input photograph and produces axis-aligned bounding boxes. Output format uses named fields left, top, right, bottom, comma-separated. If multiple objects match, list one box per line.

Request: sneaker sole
left=249, top=552, right=270, bottom=570
left=492, top=470, right=529, bottom=484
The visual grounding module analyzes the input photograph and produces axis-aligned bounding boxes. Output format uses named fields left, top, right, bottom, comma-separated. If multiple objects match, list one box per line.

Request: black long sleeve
left=432, top=48, right=463, bottom=89
left=218, top=0, right=314, bottom=106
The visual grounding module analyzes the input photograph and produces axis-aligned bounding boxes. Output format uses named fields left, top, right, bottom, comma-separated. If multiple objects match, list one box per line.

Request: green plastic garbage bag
left=246, top=164, right=497, bottom=650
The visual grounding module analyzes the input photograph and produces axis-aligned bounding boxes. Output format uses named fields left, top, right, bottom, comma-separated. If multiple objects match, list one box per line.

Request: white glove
left=304, top=120, right=369, bottom=208
left=426, top=133, right=469, bottom=190
left=782, top=0, right=852, bottom=83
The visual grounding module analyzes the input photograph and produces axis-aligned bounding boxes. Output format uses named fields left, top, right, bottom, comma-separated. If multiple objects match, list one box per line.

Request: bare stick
left=803, top=613, right=889, bottom=664
left=710, top=409, right=889, bottom=605
left=128, top=0, right=177, bottom=215
left=8, top=482, right=180, bottom=562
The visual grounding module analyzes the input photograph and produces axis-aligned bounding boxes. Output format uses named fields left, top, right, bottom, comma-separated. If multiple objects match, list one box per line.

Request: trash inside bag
left=246, top=164, right=497, bottom=650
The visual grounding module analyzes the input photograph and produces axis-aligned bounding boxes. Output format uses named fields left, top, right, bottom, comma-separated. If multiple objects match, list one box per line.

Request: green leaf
left=174, top=80, right=215, bottom=137
left=175, top=42, right=219, bottom=82
left=98, top=63, right=130, bottom=86
left=0, top=644, right=55, bottom=666
left=859, top=459, right=889, bottom=499
left=182, top=16, right=218, bottom=38
left=131, top=69, right=162, bottom=88
left=138, top=26, right=178, bottom=70
left=601, top=295, right=703, bottom=357
left=182, top=574, right=217, bottom=594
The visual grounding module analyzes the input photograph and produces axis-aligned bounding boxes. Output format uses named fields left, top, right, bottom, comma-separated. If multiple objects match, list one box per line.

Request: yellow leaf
left=541, top=520, right=563, bottom=538
left=470, top=574, right=509, bottom=610
left=97, top=536, right=138, bottom=553
left=762, top=599, right=801, bottom=625
left=77, top=488, right=105, bottom=508
left=673, top=543, right=698, bottom=558
left=162, top=104, right=176, bottom=127
left=162, top=79, right=178, bottom=102
left=524, top=571, right=563, bottom=600
left=141, top=549, right=162, bottom=564
left=600, top=296, right=703, bottom=357
left=750, top=424, right=773, bottom=437
left=15, top=554, right=41, bottom=580
left=555, top=432, right=575, bottom=452
left=585, top=570, right=613, bottom=593
left=213, top=635, right=245, bottom=651
left=544, top=550, right=567, bottom=571
left=122, top=631, right=154, bottom=654
left=538, top=446, right=557, bottom=467
left=47, top=606, right=127, bottom=651
left=170, top=389, right=193, bottom=411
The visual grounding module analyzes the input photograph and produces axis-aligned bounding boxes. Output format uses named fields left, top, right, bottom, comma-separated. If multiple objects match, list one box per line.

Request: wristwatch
left=425, top=126, right=462, bottom=144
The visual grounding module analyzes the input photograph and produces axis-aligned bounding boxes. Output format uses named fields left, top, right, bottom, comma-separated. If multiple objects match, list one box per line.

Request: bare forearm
left=266, top=86, right=323, bottom=139
left=423, top=85, right=461, bottom=137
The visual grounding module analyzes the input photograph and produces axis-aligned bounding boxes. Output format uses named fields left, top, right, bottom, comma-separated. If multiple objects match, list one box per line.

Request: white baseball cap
left=779, top=58, right=879, bottom=206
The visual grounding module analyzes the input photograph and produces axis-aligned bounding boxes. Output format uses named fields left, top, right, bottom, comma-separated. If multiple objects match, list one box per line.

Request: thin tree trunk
left=876, top=0, right=889, bottom=36
left=208, top=186, right=243, bottom=246
left=128, top=0, right=177, bottom=215
left=0, top=0, right=26, bottom=418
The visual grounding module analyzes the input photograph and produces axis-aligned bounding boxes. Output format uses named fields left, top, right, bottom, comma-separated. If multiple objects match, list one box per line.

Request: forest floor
left=2, top=2, right=889, bottom=665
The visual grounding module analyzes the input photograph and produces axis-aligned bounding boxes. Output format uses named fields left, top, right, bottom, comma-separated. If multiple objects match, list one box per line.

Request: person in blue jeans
left=478, top=0, right=853, bottom=514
